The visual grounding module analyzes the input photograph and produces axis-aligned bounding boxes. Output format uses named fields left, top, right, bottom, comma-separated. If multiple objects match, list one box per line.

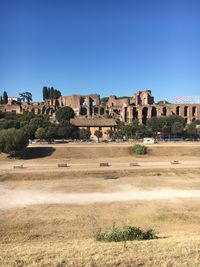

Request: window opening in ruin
left=184, top=106, right=188, bottom=117
left=142, top=107, right=148, bottom=124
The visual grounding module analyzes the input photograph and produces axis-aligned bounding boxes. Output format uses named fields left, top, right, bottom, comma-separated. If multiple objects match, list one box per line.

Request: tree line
left=0, top=106, right=75, bottom=156
left=0, top=108, right=199, bottom=156
left=112, top=115, right=200, bottom=140
left=42, top=86, right=61, bottom=103
left=0, top=86, right=61, bottom=105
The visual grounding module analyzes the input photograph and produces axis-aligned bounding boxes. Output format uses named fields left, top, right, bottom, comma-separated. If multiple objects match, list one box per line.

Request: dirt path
left=1, top=185, right=200, bottom=209
left=0, top=160, right=200, bottom=174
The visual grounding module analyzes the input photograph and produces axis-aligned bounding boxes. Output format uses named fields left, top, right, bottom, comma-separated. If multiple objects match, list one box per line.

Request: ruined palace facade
left=1, top=90, right=200, bottom=124
left=58, top=90, right=200, bottom=124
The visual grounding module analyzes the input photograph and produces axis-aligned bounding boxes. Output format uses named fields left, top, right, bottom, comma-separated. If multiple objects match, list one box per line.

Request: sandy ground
left=1, top=183, right=200, bottom=209
left=0, top=143, right=200, bottom=266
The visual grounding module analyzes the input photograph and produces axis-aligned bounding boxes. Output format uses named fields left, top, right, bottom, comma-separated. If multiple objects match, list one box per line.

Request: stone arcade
left=1, top=90, right=200, bottom=125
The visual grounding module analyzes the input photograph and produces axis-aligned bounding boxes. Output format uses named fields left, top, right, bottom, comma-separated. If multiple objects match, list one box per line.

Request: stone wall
left=1, top=90, right=200, bottom=125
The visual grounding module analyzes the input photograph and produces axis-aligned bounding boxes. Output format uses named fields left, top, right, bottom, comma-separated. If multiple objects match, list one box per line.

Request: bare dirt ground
left=0, top=143, right=200, bottom=266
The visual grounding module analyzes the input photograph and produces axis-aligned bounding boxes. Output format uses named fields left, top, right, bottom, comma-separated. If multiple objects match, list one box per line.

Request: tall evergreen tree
left=42, top=86, right=48, bottom=100
left=47, top=88, right=50, bottom=99
left=0, top=95, right=3, bottom=104
left=43, top=86, right=61, bottom=101
left=3, top=91, right=8, bottom=104
left=49, top=87, right=54, bottom=104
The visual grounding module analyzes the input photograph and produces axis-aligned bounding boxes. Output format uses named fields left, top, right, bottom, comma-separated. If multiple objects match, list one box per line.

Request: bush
left=0, top=128, right=29, bottom=156
left=132, top=144, right=147, bottom=155
left=96, top=225, right=157, bottom=242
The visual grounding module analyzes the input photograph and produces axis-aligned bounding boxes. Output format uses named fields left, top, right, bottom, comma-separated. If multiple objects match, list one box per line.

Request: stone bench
left=100, top=162, right=109, bottom=167
left=129, top=162, right=139, bottom=167
left=13, top=165, right=24, bottom=169
left=57, top=162, right=68, bottom=167
left=171, top=160, right=180, bottom=164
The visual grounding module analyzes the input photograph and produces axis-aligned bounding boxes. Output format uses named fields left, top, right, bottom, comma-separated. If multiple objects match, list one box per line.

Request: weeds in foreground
left=96, top=224, right=157, bottom=243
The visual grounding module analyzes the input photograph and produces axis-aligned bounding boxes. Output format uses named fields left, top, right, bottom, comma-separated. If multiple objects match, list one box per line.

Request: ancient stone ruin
left=1, top=90, right=200, bottom=124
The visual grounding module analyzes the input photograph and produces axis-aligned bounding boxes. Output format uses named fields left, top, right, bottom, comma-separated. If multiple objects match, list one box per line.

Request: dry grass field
left=0, top=143, right=200, bottom=266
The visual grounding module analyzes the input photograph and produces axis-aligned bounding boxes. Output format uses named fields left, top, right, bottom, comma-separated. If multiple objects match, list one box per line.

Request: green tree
left=49, top=87, right=54, bottom=105
left=56, top=106, right=75, bottom=122
left=138, top=124, right=152, bottom=138
left=42, top=86, right=48, bottom=100
left=171, top=121, right=184, bottom=136
left=165, top=115, right=185, bottom=133
left=0, top=95, right=3, bottom=104
left=147, top=117, right=162, bottom=137
left=94, top=129, right=102, bottom=142
left=35, top=127, right=46, bottom=140
left=21, top=124, right=36, bottom=139
left=45, top=126, right=57, bottom=140
left=19, top=92, right=32, bottom=103
left=57, top=126, right=72, bottom=140
left=186, top=120, right=200, bottom=138
left=0, top=128, right=28, bottom=156
left=28, top=117, right=50, bottom=135
left=79, top=128, right=91, bottom=139
left=106, top=129, right=114, bottom=139
left=47, top=88, right=50, bottom=99
left=3, top=91, right=8, bottom=104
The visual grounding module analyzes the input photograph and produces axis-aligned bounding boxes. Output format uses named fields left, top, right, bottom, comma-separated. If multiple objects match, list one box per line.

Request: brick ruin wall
left=1, top=91, right=200, bottom=124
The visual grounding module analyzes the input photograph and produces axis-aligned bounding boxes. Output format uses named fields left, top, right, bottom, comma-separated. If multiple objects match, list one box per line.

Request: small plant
left=96, top=225, right=157, bottom=242
left=132, top=144, right=147, bottom=155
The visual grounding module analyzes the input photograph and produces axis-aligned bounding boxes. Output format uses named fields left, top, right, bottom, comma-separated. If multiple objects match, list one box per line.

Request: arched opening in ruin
left=31, top=108, right=35, bottom=114
left=80, top=98, right=86, bottom=108
left=142, top=107, right=148, bottom=124
left=176, top=106, right=180, bottom=115
left=192, top=106, right=196, bottom=117
left=184, top=106, right=188, bottom=117
left=184, top=118, right=188, bottom=123
left=133, top=107, right=138, bottom=119
left=46, top=107, right=50, bottom=114
left=55, top=99, right=59, bottom=107
left=94, top=107, right=99, bottom=115
left=100, top=107, right=104, bottom=115
left=124, top=107, right=128, bottom=122
left=90, top=99, right=96, bottom=107
left=42, top=106, right=46, bottom=114
left=80, top=107, right=87, bottom=115
left=162, top=107, right=167, bottom=116
left=151, top=107, right=157, bottom=117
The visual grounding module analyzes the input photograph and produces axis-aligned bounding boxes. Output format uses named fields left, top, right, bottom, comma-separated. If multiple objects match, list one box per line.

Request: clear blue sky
left=0, top=0, right=200, bottom=102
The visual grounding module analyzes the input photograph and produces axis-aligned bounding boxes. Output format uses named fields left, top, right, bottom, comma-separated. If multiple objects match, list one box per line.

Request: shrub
left=0, top=128, right=29, bottom=156
left=132, top=144, right=147, bottom=155
left=96, top=225, right=157, bottom=242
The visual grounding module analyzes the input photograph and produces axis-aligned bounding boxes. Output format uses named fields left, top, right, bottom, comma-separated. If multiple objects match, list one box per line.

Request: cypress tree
left=47, top=88, right=50, bottom=99
left=43, top=86, right=48, bottom=100
left=49, top=87, right=54, bottom=105
left=3, top=91, right=8, bottom=104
